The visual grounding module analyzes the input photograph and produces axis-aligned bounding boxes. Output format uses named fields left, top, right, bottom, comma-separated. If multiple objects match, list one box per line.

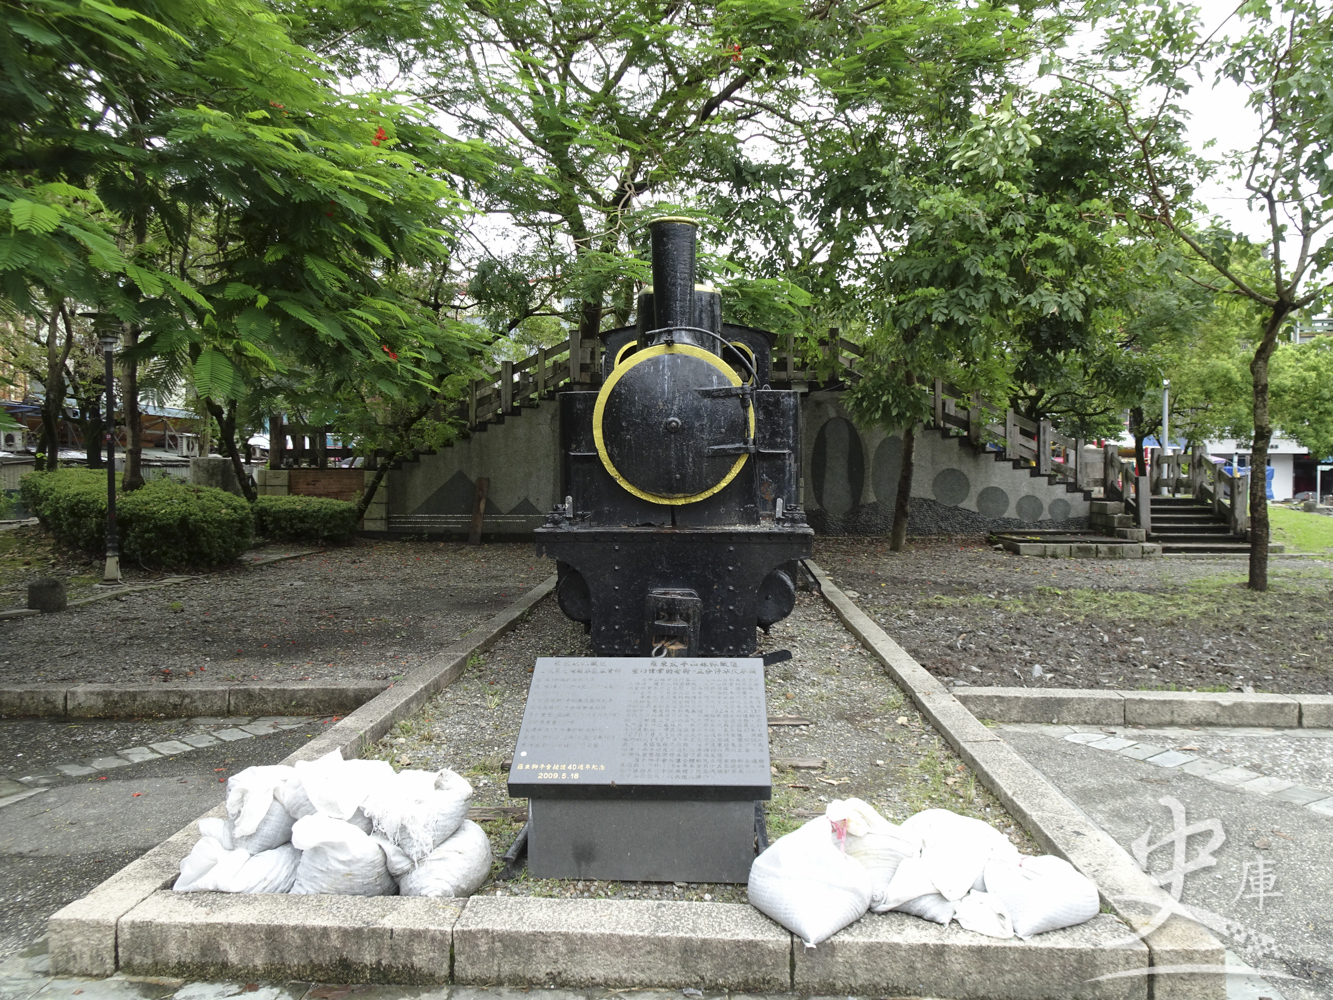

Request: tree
left=1272, top=337, right=1333, bottom=464
left=1068, top=0, right=1333, bottom=589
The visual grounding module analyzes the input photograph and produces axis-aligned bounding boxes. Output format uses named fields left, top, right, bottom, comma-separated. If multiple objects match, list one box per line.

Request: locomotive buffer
left=507, top=655, right=769, bottom=883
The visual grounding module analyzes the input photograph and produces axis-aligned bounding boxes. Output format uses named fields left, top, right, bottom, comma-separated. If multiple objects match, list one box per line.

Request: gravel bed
left=365, top=591, right=1038, bottom=903
left=0, top=538, right=550, bottom=687
left=816, top=537, right=1333, bottom=695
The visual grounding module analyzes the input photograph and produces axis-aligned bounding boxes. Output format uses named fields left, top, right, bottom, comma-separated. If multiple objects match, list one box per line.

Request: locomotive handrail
left=641, top=324, right=760, bottom=387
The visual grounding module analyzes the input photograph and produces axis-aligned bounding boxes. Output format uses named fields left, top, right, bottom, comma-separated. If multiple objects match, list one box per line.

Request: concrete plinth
left=27, top=577, right=67, bottom=613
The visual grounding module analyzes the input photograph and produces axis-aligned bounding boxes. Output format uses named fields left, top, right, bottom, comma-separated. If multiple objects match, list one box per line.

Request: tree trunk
left=39, top=302, right=73, bottom=471
left=81, top=402, right=104, bottom=468
left=577, top=299, right=602, bottom=384
left=1247, top=305, right=1291, bottom=592
left=890, top=419, right=916, bottom=553
left=120, top=324, right=144, bottom=491
left=1130, top=406, right=1147, bottom=478
left=205, top=397, right=257, bottom=502
left=354, top=400, right=435, bottom=520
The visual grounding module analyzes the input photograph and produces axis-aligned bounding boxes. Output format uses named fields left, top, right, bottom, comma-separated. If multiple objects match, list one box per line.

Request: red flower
left=731, top=43, right=742, bottom=62
left=381, top=344, right=399, bottom=361
left=372, top=126, right=387, bottom=147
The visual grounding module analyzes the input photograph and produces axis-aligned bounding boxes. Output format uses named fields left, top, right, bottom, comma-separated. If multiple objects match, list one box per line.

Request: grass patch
left=1269, top=505, right=1333, bottom=554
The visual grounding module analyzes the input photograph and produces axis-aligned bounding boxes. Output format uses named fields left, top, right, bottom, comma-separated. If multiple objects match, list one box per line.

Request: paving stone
left=148, top=741, right=193, bottom=755
left=1178, top=759, right=1228, bottom=777
left=1064, top=732, right=1106, bottom=745
left=1145, top=750, right=1196, bottom=768
left=1088, top=736, right=1136, bottom=751
left=87, top=757, right=133, bottom=770
left=253, top=716, right=310, bottom=726
left=117, top=747, right=162, bottom=764
left=239, top=723, right=278, bottom=736
left=1118, top=743, right=1166, bottom=760
left=1268, top=784, right=1332, bottom=806
left=1235, top=775, right=1294, bottom=795
left=1204, top=766, right=1262, bottom=786
left=1303, top=797, right=1333, bottom=816
left=54, top=764, right=96, bottom=777
left=188, top=718, right=226, bottom=726
left=180, top=734, right=219, bottom=748
left=211, top=728, right=252, bottom=742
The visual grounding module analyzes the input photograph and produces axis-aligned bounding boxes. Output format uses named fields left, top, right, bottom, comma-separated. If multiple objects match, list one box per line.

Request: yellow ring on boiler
left=592, top=343, right=754, bottom=505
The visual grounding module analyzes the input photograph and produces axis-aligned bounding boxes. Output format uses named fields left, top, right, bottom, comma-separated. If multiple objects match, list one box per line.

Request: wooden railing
left=1189, top=446, right=1250, bottom=535
left=1103, top=445, right=1152, bottom=529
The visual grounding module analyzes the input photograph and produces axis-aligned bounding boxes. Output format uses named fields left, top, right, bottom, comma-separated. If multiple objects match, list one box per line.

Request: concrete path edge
left=805, top=559, right=1227, bottom=1000
left=953, top=687, right=1333, bottom=729
left=45, top=574, right=556, bottom=978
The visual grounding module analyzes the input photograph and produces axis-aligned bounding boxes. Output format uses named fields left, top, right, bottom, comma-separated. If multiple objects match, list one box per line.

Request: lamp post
left=98, top=324, right=121, bottom=584
left=1161, top=379, right=1171, bottom=496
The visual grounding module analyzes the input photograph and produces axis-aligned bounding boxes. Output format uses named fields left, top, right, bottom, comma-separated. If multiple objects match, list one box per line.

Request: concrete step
left=1150, top=531, right=1244, bottom=543
left=1150, top=525, right=1234, bottom=536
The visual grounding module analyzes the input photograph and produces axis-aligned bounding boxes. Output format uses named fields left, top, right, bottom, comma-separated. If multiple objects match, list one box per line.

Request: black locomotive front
left=536, top=217, right=814, bottom=655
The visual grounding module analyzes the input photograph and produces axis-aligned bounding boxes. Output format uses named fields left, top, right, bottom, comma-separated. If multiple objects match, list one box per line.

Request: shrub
left=120, top=479, right=254, bottom=568
left=18, top=469, right=254, bottom=568
left=20, top=468, right=108, bottom=549
left=253, top=494, right=359, bottom=544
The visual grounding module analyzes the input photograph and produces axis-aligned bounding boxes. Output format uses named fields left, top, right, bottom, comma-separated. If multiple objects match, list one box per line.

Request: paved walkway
left=0, top=716, right=327, bottom=958
left=999, top=722, right=1333, bottom=1000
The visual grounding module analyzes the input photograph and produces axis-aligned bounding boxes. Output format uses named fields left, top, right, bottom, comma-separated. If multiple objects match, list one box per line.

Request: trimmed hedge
left=121, top=478, right=254, bottom=568
left=19, top=469, right=254, bottom=569
left=253, top=494, right=359, bottom=544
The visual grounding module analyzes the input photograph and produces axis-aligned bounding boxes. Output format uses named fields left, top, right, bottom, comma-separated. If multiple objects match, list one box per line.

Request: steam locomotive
left=535, top=217, right=814, bottom=656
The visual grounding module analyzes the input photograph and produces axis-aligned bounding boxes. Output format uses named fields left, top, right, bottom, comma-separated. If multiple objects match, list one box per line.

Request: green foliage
left=1272, top=339, right=1333, bottom=461
left=19, top=469, right=107, bottom=550
left=253, top=494, right=359, bottom=544
left=119, top=479, right=254, bottom=568
left=19, top=469, right=253, bottom=567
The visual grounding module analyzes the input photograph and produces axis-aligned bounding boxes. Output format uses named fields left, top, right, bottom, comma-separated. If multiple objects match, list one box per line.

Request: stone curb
left=954, top=687, right=1333, bottom=729
left=0, top=682, right=388, bottom=720
left=46, top=573, right=556, bottom=978
left=806, top=560, right=1226, bottom=1000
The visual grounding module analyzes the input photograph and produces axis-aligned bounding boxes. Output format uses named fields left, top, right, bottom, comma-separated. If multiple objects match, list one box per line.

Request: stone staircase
left=1092, top=496, right=1281, bottom=554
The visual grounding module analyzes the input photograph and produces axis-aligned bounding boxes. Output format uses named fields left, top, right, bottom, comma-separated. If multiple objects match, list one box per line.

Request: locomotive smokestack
left=649, top=217, right=697, bottom=334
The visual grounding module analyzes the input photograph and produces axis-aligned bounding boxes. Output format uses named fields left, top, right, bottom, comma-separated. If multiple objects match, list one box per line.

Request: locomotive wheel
left=592, top=343, right=755, bottom=504
left=756, top=567, right=796, bottom=628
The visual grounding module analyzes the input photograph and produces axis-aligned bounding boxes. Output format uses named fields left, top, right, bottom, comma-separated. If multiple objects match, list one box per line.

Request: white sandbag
left=899, top=809, right=1019, bottom=901
left=747, top=817, right=872, bottom=947
left=953, top=889, right=1014, bottom=938
left=289, top=814, right=396, bottom=895
left=198, top=816, right=233, bottom=850
left=276, top=775, right=316, bottom=820
left=291, top=749, right=394, bottom=822
left=225, top=765, right=294, bottom=837
left=373, top=834, right=416, bottom=877
left=876, top=855, right=938, bottom=911
left=983, top=855, right=1100, bottom=938
left=174, top=837, right=300, bottom=893
left=397, top=820, right=492, bottom=897
left=362, top=768, right=472, bottom=862
left=219, top=766, right=296, bottom=853
left=894, top=892, right=956, bottom=924
left=826, top=799, right=920, bottom=911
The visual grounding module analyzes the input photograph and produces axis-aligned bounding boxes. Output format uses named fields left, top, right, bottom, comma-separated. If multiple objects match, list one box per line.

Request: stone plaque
left=508, top=657, right=770, bottom=799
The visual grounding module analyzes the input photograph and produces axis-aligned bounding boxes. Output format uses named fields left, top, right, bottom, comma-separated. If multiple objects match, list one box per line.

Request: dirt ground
left=817, top=537, right=1333, bottom=695
left=0, top=532, right=544, bottom=687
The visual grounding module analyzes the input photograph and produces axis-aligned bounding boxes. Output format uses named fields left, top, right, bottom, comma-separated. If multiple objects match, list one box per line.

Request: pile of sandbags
left=748, top=798, right=1098, bottom=946
left=173, top=749, right=492, bottom=898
